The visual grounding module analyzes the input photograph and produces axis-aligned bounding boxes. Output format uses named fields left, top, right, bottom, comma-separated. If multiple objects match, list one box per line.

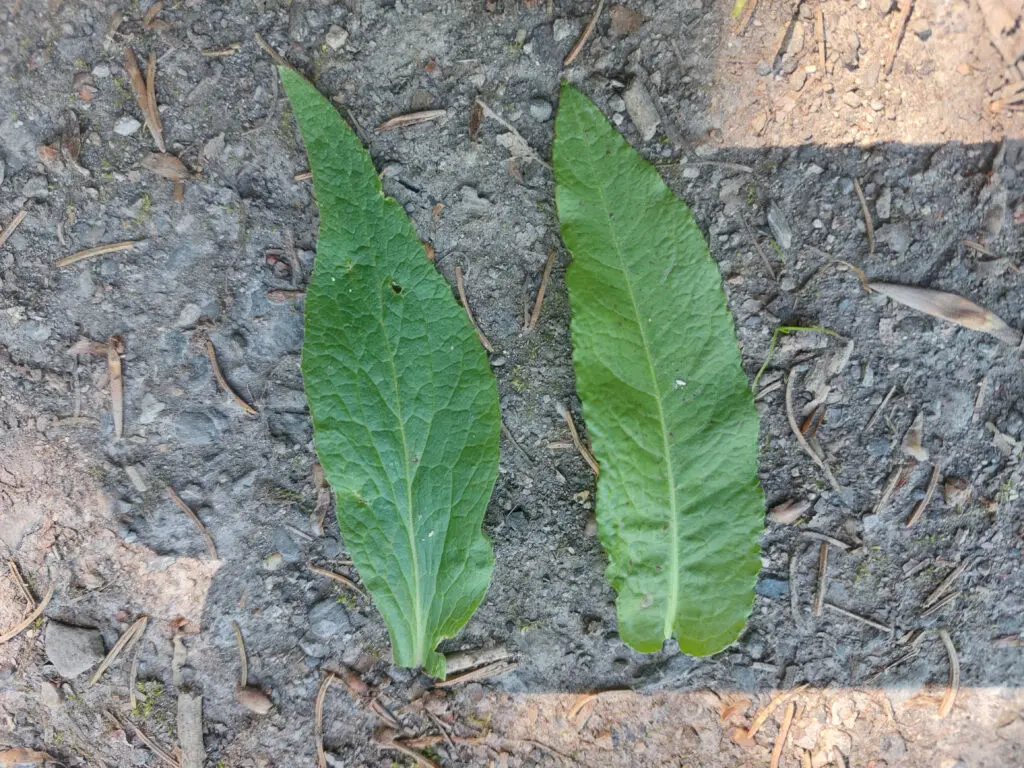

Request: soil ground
left=1, top=0, right=1024, bottom=766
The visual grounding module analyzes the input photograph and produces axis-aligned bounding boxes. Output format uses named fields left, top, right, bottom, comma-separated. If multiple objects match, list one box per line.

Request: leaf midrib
left=588, top=175, right=679, bottom=641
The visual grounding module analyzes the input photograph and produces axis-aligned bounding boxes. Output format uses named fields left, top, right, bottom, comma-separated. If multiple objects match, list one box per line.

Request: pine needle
left=166, top=486, right=219, bottom=559
left=455, top=266, right=494, bottom=352
left=89, top=615, right=148, bottom=685
left=205, top=340, right=258, bottom=415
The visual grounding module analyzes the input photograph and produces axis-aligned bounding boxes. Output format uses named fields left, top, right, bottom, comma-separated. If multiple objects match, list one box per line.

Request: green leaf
left=553, top=83, right=764, bottom=656
left=280, top=67, right=500, bottom=678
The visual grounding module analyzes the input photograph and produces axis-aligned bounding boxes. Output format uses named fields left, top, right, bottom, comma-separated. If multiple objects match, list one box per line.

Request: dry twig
left=0, top=584, right=53, bottom=644
left=206, top=340, right=257, bottom=415
left=883, top=0, right=914, bottom=75
left=823, top=602, right=893, bottom=633
left=770, top=701, right=796, bottom=768
left=865, top=383, right=898, bottom=430
left=812, top=543, right=829, bottom=617
left=315, top=673, right=335, bottom=768
left=815, top=5, right=826, bottom=73
left=800, top=530, right=850, bottom=551
left=377, top=110, right=446, bottom=132
left=0, top=209, right=27, bottom=251
left=167, top=486, right=218, bottom=559
left=434, top=658, right=518, bottom=688
left=905, top=464, right=940, bottom=527
left=872, top=463, right=906, bottom=515
left=853, top=179, right=874, bottom=256
left=923, top=557, right=975, bottom=609
left=527, top=249, right=557, bottom=331
left=107, top=336, right=124, bottom=439
left=308, top=563, right=367, bottom=599
left=89, top=615, right=148, bottom=685
left=106, top=710, right=179, bottom=767
left=232, top=620, right=248, bottom=688
left=556, top=402, right=599, bottom=475
left=8, top=560, right=35, bottom=608
left=455, top=266, right=494, bottom=352
left=745, top=685, right=808, bottom=740
left=56, top=240, right=139, bottom=268
left=920, top=590, right=959, bottom=618
left=786, top=371, right=843, bottom=494
left=937, top=629, right=959, bottom=718
left=564, top=0, right=605, bottom=65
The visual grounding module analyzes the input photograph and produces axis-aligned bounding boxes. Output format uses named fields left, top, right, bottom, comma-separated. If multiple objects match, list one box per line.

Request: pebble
left=790, top=69, right=807, bottom=91
left=869, top=100, right=884, bottom=112
left=838, top=177, right=854, bottom=195
left=113, top=117, right=142, bottom=136
left=622, top=81, right=660, bottom=141
left=681, top=166, right=700, bottom=179
left=528, top=98, right=552, bottom=122
left=138, top=393, right=166, bottom=425
left=263, top=553, right=285, bottom=571
left=325, top=25, right=348, bottom=51
left=173, top=411, right=221, bottom=445
left=842, top=91, right=862, bottom=108
left=755, top=60, right=773, bottom=76
left=40, top=681, right=62, bottom=709
left=877, top=222, right=912, bottom=253
left=767, top=203, right=793, bottom=249
left=609, top=96, right=626, bottom=113
left=21, top=176, right=49, bottom=200
left=309, top=599, right=351, bottom=639
left=876, top=186, right=892, bottom=219
left=45, top=622, right=105, bottom=678
left=92, top=62, right=110, bottom=78
left=754, top=575, right=788, bottom=600
left=552, top=18, right=574, bottom=42
left=842, top=32, right=860, bottom=70
left=272, top=527, right=302, bottom=563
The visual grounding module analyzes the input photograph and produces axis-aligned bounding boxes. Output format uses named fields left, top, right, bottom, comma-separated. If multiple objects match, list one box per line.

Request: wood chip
left=56, top=239, right=139, bottom=268
left=141, top=0, right=163, bottom=29
left=455, top=265, right=494, bottom=352
left=315, top=673, right=335, bottom=768
left=235, top=686, right=273, bottom=715
left=231, top=619, right=249, bottom=688
left=124, top=48, right=165, bottom=152
left=853, top=178, right=874, bottom=256
left=905, top=464, right=941, bottom=527
left=823, top=601, right=893, bottom=633
left=468, top=101, right=483, bottom=140
left=206, top=340, right=257, bottom=415
left=563, top=0, right=605, bottom=65
left=167, top=486, right=218, bottom=559
left=527, top=249, right=557, bottom=331
left=0, top=583, right=53, bottom=644
left=556, top=402, right=599, bottom=475
left=815, top=5, right=826, bottom=73
left=812, top=542, right=829, bottom=617
left=294, top=170, right=312, bottom=181
left=785, top=371, right=843, bottom=495
left=308, top=563, right=367, bottom=599
left=0, top=209, right=27, bottom=251
left=142, top=152, right=191, bottom=181
left=972, top=375, right=988, bottom=425
left=202, top=44, right=241, bottom=56
left=745, top=685, right=808, bottom=741
left=901, top=412, right=928, bottom=461
left=770, top=701, right=796, bottom=768
left=89, top=615, right=148, bottom=685
left=883, top=0, right=914, bottom=75
left=107, top=336, right=124, bottom=439
left=937, top=629, right=959, bottom=718
left=870, top=282, right=1022, bottom=345
left=376, top=109, right=446, bottom=132
left=177, top=693, right=206, bottom=768
left=768, top=498, right=811, bottom=525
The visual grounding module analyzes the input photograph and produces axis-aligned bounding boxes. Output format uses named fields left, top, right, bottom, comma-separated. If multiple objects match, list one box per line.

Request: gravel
left=44, top=623, right=105, bottom=678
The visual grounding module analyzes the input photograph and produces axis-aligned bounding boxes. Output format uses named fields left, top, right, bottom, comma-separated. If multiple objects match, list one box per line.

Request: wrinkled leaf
left=870, top=282, right=1022, bottom=345
left=554, top=83, right=764, bottom=656
left=280, top=68, right=499, bottom=678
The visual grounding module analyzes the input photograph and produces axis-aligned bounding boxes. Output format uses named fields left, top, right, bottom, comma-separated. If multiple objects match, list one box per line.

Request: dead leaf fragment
left=870, top=282, right=1022, bottom=345
left=468, top=101, right=483, bottom=140
left=142, top=153, right=191, bottom=181
left=768, top=498, right=810, bottom=525
left=0, top=748, right=58, bottom=765
left=609, top=4, right=644, bottom=35
left=235, top=686, right=273, bottom=715
left=376, top=109, right=446, bottom=132
left=124, top=47, right=165, bottom=152
left=901, top=412, right=928, bottom=461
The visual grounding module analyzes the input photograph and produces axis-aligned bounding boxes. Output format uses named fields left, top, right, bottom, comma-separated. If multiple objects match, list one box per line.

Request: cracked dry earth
left=2, top=0, right=1024, bottom=766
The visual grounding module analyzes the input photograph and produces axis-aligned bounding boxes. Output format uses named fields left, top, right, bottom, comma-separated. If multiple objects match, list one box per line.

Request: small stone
left=877, top=222, right=912, bottom=253
left=754, top=575, right=789, bottom=600
left=40, top=680, right=62, bottom=709
left=681, top=166, right=700, bottom=179
left=309, top=599, right=351, bottom=639
left=21, top=176, right=49, bottom=200
left=113, top=116, right=142, bottom=136
left=45, top=622, right=105, bottom=678
left=552, top=18, right=574, bottom=42
left=138, top=393, right=166, bottom=425
left=528, top=98, right=552, bottom=122
left=755, top=60, right=773, bottom=76
left=272, top=527, right=301, bottom=563
left=92, top=62, right=110, bottom=77
left=943, top=478, right=972, bottom=508
left=875, top=0, right=896, bottom=14
left=790, top=69, right=807, bottom=91
left=913, top=21, right=931, bottom=41
left=263, top=553, right=285, bottom=571
left=176, top=303, right=202, bottom=327
left=842, top=91, right=862, bottom=108
left=876, top=187, right=892, bottom=219
left=622, top=81, right=660, bottom=141
left=866, top=436, right=891, bottom=458
left=842, top=32, right=860, bottom=70
left=767, top=203, right=793, bottom=249
left=839, top=177, right=855, bottom=195
left=786, top=22, right=805, bottom=57
left=324, top=25, right=348, bottom=51
left=869, top=99, right=884, bottom=112
left=174, top=411, right=221, bottom=445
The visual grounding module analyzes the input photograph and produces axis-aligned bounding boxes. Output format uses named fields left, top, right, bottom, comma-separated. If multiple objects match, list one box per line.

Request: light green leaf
left=553, top=83, right=764, bottom=656
left=280, top=67, right=499, bottom=678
